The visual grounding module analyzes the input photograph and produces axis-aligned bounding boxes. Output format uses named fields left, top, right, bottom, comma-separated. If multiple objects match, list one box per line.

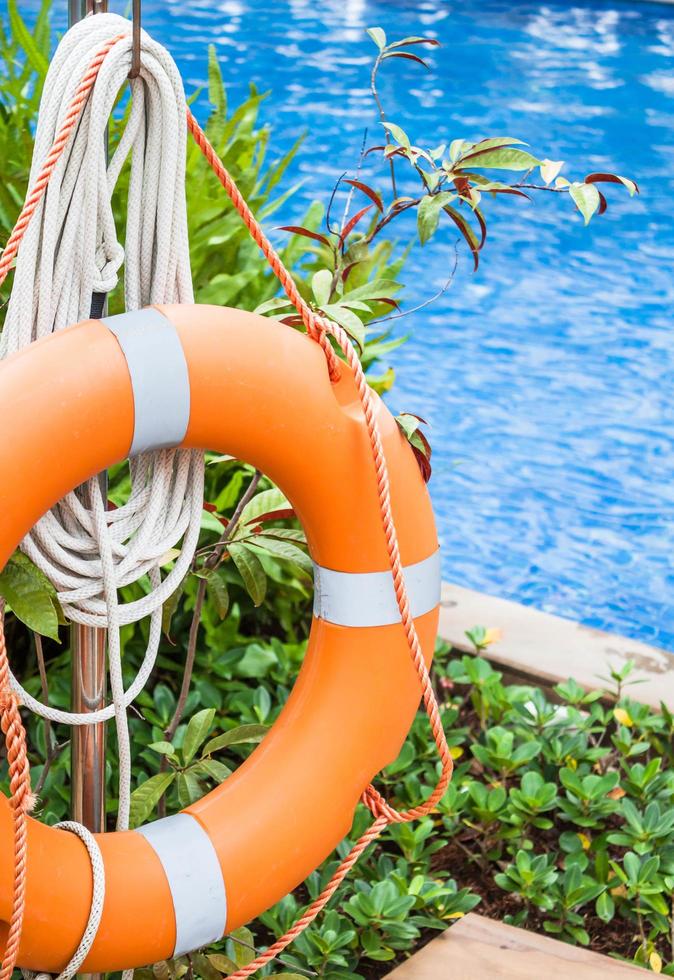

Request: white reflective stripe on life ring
left=313, top=549, right=441, bottom=628
left=103, top=307, right=190, bottom=457
left=136, top=812, right=227, bottom=957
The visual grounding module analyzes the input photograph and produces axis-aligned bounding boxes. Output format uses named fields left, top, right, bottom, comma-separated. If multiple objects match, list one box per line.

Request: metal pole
left=68, top=5, right=108, bottom=980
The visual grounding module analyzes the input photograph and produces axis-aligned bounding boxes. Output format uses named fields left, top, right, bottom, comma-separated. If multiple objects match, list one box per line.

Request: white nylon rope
left=23, top=823, right=106, bottom=980
left=2, top=13, right=204, bottom=976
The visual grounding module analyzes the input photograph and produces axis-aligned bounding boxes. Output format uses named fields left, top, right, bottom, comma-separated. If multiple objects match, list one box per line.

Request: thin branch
left=516, top=183, right=566, bottom=193
left=206, top=469, right=262, bottom=570
left=33, top=632, right=62, bottom=797
left=340, top=128, right=369, bottom=232
left=166, top=468, right=262, bottom=743
left=367, top=241, right=459, bottom=327
left=371, top=53, right=397, bottom=198
left=326, top=171, right=347, bottom=237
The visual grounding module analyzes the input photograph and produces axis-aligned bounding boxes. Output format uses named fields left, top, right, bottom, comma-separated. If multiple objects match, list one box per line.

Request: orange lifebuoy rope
left=0, top=37, right=453, bottom=979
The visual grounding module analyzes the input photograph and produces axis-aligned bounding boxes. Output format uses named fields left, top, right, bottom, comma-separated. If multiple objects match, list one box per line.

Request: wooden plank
left=386, top=913, right=643, bottom=979
left=438, top=582, right=674, bottom=710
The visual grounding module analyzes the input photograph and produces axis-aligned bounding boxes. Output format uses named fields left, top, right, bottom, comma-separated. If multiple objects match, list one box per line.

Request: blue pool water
left=9, top=0, right=674, bottom=648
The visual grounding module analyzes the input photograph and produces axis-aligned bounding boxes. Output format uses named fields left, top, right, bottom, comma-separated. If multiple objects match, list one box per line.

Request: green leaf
left=0, top=551, right=63, bottom=640
left=203, top=724, right=269, bottom=756
left=129, top=772, right=176, bottom=829
left=148, top=741, right=179, bottom=764
left=207, top=569, right=230, bottom=620
left=341, top=278, right=402, bottom=303
left=248, top=536, right=312, bottom=574
left=237, top=643, right=278, bottom=678
left=191, top=953, right=224, bottom=980
left=207, top=44, right=227, bottom=119
left=8, top=0, right=48, bottom=77
left=201, top=507, right=225, bottom=534
left=182, top=707, right=216, bottom=764
left=228, top=543, right=267, bottom=606
left=382, top=121, right=411, bottom=149
left=207, top=955, right=239, bottom=975
left=569, top=182, right=601, bottom=225
left=540, top=159, right=564, bottom=185
left=193, top=758, right=232, bottom=783
left=449, top=138, right=473, bottom=163
left=239, top=488, right=291, bottom=528
left=177, top=770, right=205, bottom=807
left=366, top=27, right=387, bottom=50
left=416, top=192, right=454, bottom=245
left=311, top=269, right=333, bottom=306
left=162, top=577, right=185, bottom=638
left=461, top=136, right=526, bottom=155
left=253, top=296, right=293, bottom=316
left=229, top=926, right=255, bottom=967
left=455, top=147, right=541, bottom=172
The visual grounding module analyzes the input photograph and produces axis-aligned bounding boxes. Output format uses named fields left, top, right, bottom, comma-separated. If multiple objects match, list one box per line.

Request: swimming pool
left=10, top=0, right=674, bottom=649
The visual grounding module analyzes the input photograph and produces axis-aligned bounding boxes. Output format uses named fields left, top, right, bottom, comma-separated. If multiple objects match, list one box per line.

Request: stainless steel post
left=68, top=4, right=108, bottom=979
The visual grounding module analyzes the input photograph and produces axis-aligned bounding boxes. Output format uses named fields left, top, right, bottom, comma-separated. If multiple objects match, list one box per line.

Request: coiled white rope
left=2, top=0, right=203, bottom=913
left=4, top=12, right=206, bottom=978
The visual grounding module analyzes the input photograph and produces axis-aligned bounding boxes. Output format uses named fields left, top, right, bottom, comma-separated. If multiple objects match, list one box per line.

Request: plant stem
left=370, top=53, right=397, bottom=198
left=33, top=632, right=61, bottom=797
left=636, top=895, right=647, bottom=957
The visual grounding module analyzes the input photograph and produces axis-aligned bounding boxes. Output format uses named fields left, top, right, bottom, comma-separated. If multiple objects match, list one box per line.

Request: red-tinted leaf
left=340, top=204, right=373, bottom=245
left=203, top=501, right=228, bottom=528
left=455, top=172, right=531, bottom=199
left=382, top=51, right=430, bottom=68
left=341, top=261, right=360, bottom=283
left=388, top=36, right=440, bottom=49
left=372, top=296, right=400, bottom=308
left=281, top=314, right=305, bottom=327
left=474, top=206, right=487, bottom=250
left=404, top=413, right=429, bottom=425
left=584, top=172, right=640, bottom=194
left=278, top=225, right=331, bottom=246
left=443, top=206, right=480, bottom=270
left=343, top=179, right=384, bottom=212
left=597, top=189, right=608, bottom=215
left=489, top=187, right=530, bottom=199
left=453, top=176, right=472, bottom=197
left=412, top=429, right=433, bottom=483
left=245, top=508, right=296, bottom=526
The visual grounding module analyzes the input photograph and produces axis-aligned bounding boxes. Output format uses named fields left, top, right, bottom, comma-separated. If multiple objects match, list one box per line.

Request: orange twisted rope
left=0, top=39, right=453, bottom=979
left=0, top=612, right=33, bottom=980
left=185, top=113, right=454, bottom=979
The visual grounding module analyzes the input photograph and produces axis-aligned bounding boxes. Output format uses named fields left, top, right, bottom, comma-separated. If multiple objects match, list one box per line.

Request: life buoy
left=0, top=303, right=440, bottom=973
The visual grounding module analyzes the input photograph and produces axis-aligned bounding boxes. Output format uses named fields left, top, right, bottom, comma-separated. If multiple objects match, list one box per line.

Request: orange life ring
left=0, top=304, right=439, bottom=973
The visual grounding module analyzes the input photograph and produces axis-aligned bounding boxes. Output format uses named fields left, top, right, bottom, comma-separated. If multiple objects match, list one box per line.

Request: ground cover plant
left=0, top=2, right=648, bottom=976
